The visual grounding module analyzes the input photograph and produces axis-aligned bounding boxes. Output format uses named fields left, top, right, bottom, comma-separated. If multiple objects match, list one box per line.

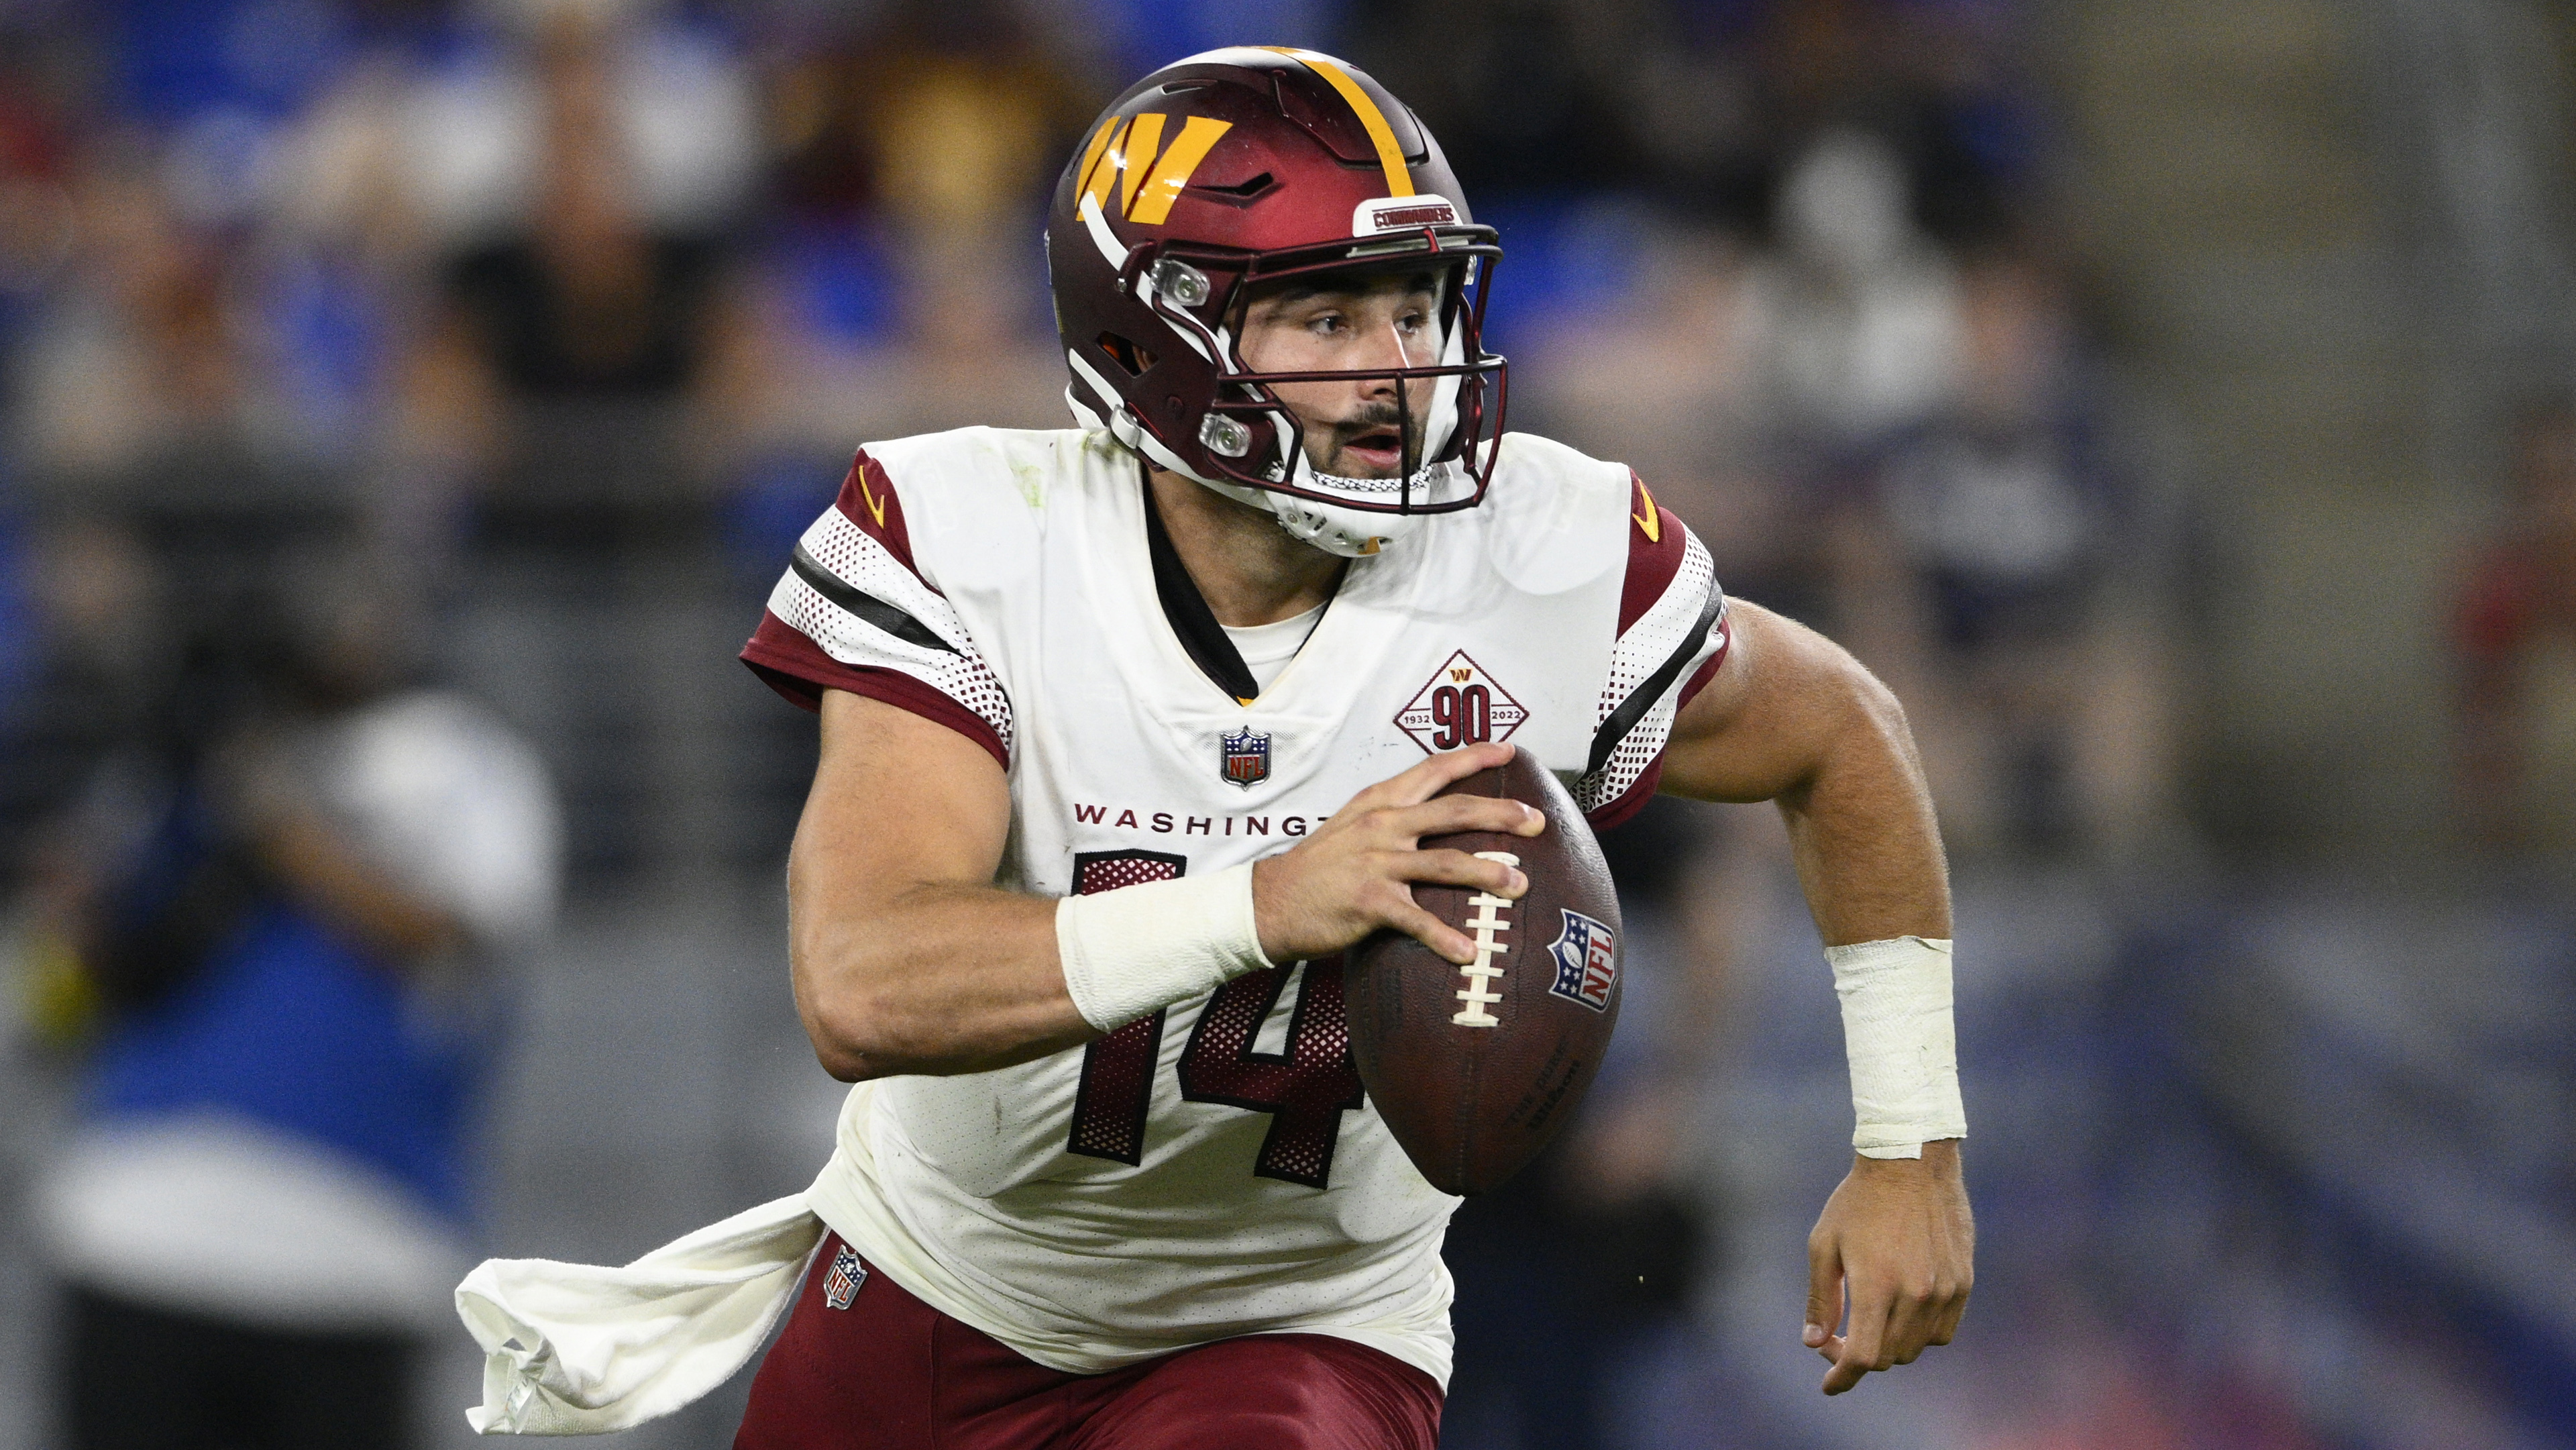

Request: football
left=1342, top=745, right=1625, bottom=1195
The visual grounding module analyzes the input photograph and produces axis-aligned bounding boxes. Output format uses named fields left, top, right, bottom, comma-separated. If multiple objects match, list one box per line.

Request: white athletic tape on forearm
left=1056, top=862, right=1275, bottom=1033
left=1828, top=935, right=1967, bottom=1160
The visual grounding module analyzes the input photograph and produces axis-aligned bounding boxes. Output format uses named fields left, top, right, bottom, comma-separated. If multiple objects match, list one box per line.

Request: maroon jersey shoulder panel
left=1616, top=472, right=1692, bottom=634
left=836, top=450, right=932, bottom=586
left=741, top=611, right=1008, bottom=769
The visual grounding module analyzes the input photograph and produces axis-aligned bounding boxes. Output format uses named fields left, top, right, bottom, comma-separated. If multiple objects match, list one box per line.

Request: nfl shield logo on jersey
left=823, top=1243, right=867, bottom=1310
left=1546, top=910, right=1618, bottom=1013
left=1220, top=727, right=1271, bottom=788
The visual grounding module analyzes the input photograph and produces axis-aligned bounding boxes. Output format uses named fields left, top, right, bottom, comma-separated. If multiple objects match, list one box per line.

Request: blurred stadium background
left=4, top=0, right=2576, bottom=1445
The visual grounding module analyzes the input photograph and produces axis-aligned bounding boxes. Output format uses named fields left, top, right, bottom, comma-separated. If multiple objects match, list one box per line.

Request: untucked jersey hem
left=802, top=1084, right=1454, bottom=1390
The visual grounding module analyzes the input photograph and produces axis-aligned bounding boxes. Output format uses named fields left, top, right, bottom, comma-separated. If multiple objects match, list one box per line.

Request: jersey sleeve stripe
left=800, top=506, right=972, bottom=650
left=1576, top=644, right=1731, bottom=830
left=1576, top=521, right=1729, bottom=821
left=740, top=611, right=1010, bottom=768
left=1586, top=582, right=1724, bottom=776
left=1588, top=525, right=1727, bottom=775
left=767, top=568, right=1014, bottom=753
left=739, top=485, right=1016, bottom=763
left=790, top=546, right=957, bottom=654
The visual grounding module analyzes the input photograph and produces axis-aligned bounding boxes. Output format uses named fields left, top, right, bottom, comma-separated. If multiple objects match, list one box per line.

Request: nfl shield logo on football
left=1220, top=727, right=1271, bottom=788
left=1546, top=910, right=1618, bottom=1013
left=823, top=1243, right=867, bottom=1311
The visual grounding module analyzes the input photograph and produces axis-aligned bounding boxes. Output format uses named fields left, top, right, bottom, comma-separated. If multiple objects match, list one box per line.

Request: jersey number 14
left=1063, top=849, right=1366, bottom=1189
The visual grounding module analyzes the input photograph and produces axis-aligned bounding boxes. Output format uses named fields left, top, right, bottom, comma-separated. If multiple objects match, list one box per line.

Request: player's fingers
left=1931, top=1284, right=1970, bottom=1346
left=1883, top=1281, right=1938, bottom=1366
left=1393, top=847, right=1527, bottom=897
left=1830, top=1282, right=1895, bottom=1393
left=1803, top=1236, right=1841, bottom=1359
left=1821, top=1352, right=1870, bottom=1396
left=1377, top=795, right=1544, bottom=849
left=1375, top=890, right=1477, bottom=964
left=1377, top=741, right=1517, bottom=807
left=1927, top=1263, right=1972, bottom=1346
left=1824, top=1337, right=1878, bottom=1394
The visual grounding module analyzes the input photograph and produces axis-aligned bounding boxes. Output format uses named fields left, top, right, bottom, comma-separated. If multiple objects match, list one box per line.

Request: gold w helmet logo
left=1074, top=113, right=1234, bottom=225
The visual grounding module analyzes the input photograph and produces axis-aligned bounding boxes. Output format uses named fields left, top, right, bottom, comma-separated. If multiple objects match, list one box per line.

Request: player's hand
left=1250, top=741, right=1544, bottom=966
left=1802, top=1139, right=1973, bottom=1394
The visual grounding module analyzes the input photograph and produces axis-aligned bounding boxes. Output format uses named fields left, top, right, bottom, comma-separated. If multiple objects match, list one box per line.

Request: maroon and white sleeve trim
left=738, top=456, right=1013, bottom=766
left=1575, top=508, right=1729, bottom=829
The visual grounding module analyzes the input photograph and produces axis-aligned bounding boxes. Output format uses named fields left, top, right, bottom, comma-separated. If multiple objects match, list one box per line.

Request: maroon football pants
left=735, top=1235, right=1442, bottom=1450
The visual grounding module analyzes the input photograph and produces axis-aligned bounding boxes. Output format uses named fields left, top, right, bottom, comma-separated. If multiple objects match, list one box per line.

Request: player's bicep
left=792, top=689, right=1012, bottom=909
left=1658, top=601, right=1868, bottom=804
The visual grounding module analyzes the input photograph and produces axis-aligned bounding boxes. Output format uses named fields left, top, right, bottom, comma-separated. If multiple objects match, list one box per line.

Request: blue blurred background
left=3, top=0, right=2575, bottom=1446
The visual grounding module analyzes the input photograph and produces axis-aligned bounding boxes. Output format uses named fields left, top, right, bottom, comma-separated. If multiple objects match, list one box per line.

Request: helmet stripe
left=1263, top=48, right=1412, bottom=198
left=1117, top=112, right=1166, bottom=215
left=1130, top=116, right=1232, bottom=224
left=1075, top=115, right=1120, bottom=202
left=1079, top=116, right=1128, bottom=208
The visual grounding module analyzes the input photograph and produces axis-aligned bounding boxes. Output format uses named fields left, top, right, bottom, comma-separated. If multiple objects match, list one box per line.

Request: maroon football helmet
left=1046, top=47, right=1506, bottom=556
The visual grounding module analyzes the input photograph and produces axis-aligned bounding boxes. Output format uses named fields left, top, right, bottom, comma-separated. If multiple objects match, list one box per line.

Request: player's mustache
left=1327, top=402, right=1416, bottom=448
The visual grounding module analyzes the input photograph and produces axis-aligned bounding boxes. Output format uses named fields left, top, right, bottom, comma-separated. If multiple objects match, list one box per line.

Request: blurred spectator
left=400, top=0, right=755, bottom=248
left=0, top=522, right=162, bottom=892
left=736, top=0, right=1089, bottom=457
left=409, top=5, right=762, bottom=515
left=0, top=86, right=560, bottom=1434
left=1520, top=128, right=1976, bottom=622
left=1516, top=219, right=1822, bottom=617
left=2457, top=396, right=2576, bottom=852
left=4, top=152, right=377, bottom=871
left=1756, top=0, right=2026, bottom=247
left=16, top=154, right=328, bottom=486
left=25, top=533, right=557, bottom=1449
left=1350, top=0, right=2029, bottom=240
left=1350, top=0, right=1657, bottom=199
left=1739, top=126, right=1964, bottom=459
left=720, top=0, right=1088, bottom=607
left=0, top=27, right=78, bottom=349
left=1831, top=254, right=2174, bottom=858
left=445, top=30, right=724, bottom=403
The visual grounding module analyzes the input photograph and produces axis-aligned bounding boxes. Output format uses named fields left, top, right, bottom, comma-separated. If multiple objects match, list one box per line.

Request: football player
left=460, top=46, right=1971, bottom=1449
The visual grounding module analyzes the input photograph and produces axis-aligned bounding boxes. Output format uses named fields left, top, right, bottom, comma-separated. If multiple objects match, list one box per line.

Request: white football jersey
left=741, top=426, right=1728, bottom=1386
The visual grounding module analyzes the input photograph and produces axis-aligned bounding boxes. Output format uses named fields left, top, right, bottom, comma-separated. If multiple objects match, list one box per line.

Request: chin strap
left=1097, top=401, right=1456, bottom=560
left=1101, top=405, right=1398, bottom=558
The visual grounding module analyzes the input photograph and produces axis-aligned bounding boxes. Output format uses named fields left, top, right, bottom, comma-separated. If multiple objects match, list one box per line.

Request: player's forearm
left=788, top=882, right=1093, bottom=1082
left=1652, top=606, right=1948, bottom=941
left=1774, top=672, right=1951, bottom=948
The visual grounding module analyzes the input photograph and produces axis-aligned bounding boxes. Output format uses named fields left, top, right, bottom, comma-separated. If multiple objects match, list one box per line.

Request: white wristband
left=1828, top=935, right=1967, bottom=1160
left=1055, top=862, right=1275, bottom=1032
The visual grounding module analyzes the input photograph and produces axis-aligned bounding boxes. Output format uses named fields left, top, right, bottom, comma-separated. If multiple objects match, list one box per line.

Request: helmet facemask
left=1126, top=231, right=1509, bottom=558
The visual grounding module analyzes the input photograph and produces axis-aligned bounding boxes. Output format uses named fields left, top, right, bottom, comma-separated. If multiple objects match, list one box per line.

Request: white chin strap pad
left=1102, top=404, right=1454, bottom=560
left=1265, top=495, right=1419, bottom=558
left=1189, top=469, right=1423, bottom=560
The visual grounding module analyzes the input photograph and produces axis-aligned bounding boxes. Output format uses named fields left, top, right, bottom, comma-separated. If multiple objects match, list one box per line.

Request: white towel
left=455, top=1192, right=825, bottom=1435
